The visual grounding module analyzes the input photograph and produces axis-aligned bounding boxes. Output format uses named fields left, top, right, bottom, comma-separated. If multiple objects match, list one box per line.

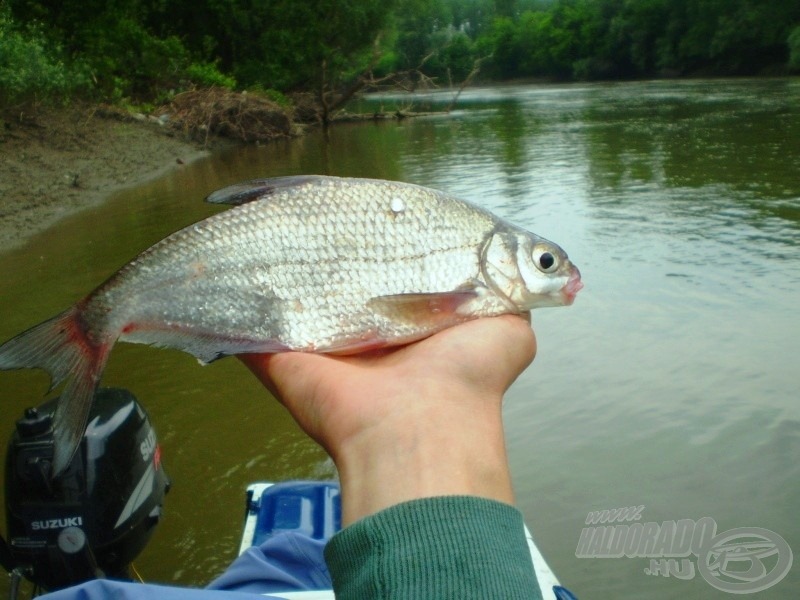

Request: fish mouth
left=561, top=267, right=583, bottom=305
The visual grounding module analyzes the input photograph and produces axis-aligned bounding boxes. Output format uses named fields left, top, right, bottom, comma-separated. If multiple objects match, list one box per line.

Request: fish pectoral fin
left=205, top=176, right=332, bottom=205
left=367, top=289, right=479, bottom=324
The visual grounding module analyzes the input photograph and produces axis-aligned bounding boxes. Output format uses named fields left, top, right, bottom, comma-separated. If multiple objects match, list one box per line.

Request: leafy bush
left=0, top=8, right=91, bottom=106
left=185, top=62, right=237, bottom=90
left=83, top=20, right=191, bottom=100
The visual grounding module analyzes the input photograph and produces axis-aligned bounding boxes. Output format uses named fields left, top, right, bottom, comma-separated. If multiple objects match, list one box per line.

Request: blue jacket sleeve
left=37, top=579, right=280, bottom=600
left=38, top=531, right=331, bottom=600
left=207, top=531, right=331, bottom=592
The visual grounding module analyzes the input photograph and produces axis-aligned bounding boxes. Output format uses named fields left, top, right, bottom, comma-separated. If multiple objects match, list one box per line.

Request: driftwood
left=320, top=49, right=491, bottom=124
left=167, top=88, right=293, bottom=145
left=160, top=49, right=490, bottom=143
left=330, top=109, right=445, bottom=123
left=316, top=36, right=441, bottom=125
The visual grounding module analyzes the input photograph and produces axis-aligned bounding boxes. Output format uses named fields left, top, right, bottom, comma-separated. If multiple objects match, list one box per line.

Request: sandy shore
left=0, top=105, right=211, bottom=250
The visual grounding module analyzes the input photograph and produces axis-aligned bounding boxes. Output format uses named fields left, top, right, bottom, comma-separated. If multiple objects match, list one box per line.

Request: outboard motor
left=1, top=388, right=169, bottom=595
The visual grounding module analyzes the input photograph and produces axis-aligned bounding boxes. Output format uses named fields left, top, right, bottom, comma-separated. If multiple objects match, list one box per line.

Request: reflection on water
left=1, top=79, right=798, bottom=598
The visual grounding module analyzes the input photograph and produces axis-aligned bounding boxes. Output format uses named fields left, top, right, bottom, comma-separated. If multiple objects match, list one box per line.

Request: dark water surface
left=1, top=79, right=798, bottom=598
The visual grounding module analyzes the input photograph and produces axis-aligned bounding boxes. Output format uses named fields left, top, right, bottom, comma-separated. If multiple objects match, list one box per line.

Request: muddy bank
left=0, top=105, right=211, bottom=250
left=0, top=94, right=403, bottom=250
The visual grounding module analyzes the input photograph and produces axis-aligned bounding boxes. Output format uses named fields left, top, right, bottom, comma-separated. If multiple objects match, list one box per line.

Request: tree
left=484, top=16, right=523, bottom=78
left=0, top=4, right=91, bottom=106
left=790, top=26, right=800, bottom=70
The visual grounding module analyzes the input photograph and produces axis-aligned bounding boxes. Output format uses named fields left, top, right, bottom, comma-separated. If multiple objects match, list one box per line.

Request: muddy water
left=1, top=79, right=798, bottom=599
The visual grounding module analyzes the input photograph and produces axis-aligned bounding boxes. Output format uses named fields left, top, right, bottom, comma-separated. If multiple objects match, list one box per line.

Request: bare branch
left=446, top=54, right=492, bottom=113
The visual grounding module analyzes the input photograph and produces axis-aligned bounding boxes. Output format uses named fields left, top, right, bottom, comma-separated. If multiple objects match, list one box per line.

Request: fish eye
left=532, top=246, right=559, bottom=273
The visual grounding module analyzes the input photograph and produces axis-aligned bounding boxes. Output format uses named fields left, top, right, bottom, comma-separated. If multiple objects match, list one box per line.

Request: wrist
left=331, top=391, right=514, bottom=525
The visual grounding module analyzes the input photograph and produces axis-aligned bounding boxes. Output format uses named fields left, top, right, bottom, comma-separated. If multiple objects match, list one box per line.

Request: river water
left=1, top=79, right=798, bottom=599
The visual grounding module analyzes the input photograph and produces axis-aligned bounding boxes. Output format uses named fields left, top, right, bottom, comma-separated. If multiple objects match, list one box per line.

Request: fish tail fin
left=0, top=307, right=112, bottom=477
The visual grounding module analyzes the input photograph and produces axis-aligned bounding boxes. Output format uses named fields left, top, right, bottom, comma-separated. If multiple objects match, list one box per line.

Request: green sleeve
left=323, top=496, right=543, bottom=599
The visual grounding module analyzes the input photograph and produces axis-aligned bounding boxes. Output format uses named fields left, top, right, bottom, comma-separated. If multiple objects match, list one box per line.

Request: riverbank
left=0, top=104, right=214, bottom=250
left=0, top=94, right=430, bottom=250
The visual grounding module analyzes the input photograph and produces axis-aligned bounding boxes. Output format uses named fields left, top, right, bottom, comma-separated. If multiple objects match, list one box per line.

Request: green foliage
left=391, top=0, right=453, bottom=72
left=95, top=25, right=190, bottom=100
left=0, top=5, right=91, bottom=106
left=439, top=33, right=478, bottom=81
left=484, top=17, right=521, bottom=79
left=185, top=62, right=236, bottom=90
left=7, top=0, right=196, bottom=101
left=245, top=86, right=292, bottom=109
left=3, top=0, right=799, bottom=108
left=477, top=0, right=800, bottom=80
left=159, top=0, right=396, bottom=92
left=787, top=26, right=800, bottom=71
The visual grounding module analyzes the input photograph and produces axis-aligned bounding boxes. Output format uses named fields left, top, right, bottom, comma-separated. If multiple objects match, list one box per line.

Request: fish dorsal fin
left=205, top=175, right=334, bottom=205
left=367, top=289, right=479, bottom=326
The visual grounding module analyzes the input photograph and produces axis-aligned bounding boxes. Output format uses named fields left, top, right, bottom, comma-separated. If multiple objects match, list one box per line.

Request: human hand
left=240, top=314, right=536, bottom=525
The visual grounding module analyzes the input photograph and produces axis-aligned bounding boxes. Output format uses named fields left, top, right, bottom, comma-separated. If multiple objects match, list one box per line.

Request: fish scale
left=0, top=175, right=582, bottom=477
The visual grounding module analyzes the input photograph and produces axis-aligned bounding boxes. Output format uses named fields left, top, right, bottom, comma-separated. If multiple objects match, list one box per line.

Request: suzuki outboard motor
left=1, top=388, right=169, bottom=594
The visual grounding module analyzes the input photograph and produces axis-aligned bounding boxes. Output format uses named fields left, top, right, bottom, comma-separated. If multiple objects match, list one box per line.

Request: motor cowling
left=3, top=388, right=169, bottom=591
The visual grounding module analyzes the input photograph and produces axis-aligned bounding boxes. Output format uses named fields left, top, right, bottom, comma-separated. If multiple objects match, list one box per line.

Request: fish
left=0, top=175, right=582, bottom=476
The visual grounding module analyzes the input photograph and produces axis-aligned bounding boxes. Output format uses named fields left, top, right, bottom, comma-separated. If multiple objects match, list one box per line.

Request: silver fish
left=0, top=175, right=582, bottom=476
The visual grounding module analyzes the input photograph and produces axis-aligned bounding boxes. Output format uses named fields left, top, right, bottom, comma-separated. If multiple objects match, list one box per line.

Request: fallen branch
left=446, top=55, right=491, bottom=113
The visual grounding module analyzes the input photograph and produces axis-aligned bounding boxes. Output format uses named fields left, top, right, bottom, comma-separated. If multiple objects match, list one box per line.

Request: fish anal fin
left=367, top=290, right=479, bottom=326
left=205, top=176, right=333, bottom=205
